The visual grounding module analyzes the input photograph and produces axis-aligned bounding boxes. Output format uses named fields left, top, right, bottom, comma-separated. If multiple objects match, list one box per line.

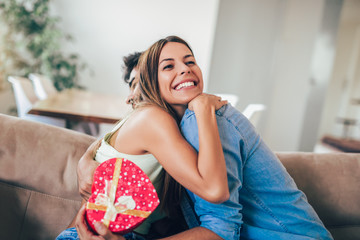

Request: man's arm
left=77, top=140, right=101, bottom=200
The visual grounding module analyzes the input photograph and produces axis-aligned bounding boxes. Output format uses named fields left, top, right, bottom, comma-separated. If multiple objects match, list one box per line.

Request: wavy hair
left=136, top=36, right=194, bottom=122
left=136, top=36, right=194, bottom=215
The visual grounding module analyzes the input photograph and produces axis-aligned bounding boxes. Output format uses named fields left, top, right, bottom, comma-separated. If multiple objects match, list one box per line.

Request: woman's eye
left=186, top=61, right=195, bottom=65
left=163, top=64, right=173, bottom=70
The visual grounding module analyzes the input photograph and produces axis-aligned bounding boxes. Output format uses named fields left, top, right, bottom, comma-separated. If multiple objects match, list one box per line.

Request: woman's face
left=157, top=42, right=203, bottom=107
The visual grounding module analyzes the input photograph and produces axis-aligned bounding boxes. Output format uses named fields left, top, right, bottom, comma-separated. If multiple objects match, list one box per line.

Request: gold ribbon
left=86, top=158, right=151, bottom=227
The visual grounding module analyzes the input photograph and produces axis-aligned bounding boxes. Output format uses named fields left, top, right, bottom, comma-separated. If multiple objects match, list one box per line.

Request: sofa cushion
left=0, top=182, right=82, bottom=239
left=0, top=114, right=96, bottom=239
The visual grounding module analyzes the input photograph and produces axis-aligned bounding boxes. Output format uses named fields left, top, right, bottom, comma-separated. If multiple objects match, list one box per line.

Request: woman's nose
left=179, top=63, right=191, bottom=75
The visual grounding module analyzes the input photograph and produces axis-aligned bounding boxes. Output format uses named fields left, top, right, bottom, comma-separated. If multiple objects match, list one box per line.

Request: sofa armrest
left=0, top=114, right=97, bottom=239
left=277, top=152, right=360, bottom=239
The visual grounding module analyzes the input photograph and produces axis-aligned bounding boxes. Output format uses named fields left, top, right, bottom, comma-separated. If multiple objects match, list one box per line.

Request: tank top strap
left=104, top=110, right=135, bottom=142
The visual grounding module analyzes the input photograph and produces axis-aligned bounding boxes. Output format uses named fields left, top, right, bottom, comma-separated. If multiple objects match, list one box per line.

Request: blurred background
left=1, top=0, right=359, bottom=152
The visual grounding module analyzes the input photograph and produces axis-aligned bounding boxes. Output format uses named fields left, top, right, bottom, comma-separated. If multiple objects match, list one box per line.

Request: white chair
left=28, top=73, right=57, bottom=100
left=242, top=104, right=266, bottom=127
left=215, top=93, right=239, bottom=107
left=29, top=73, right=99, bottom=136
left=8, top=76, right=66, bottom=127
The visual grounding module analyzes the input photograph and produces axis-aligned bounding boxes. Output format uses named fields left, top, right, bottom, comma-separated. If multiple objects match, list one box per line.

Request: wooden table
left=28, top=88, right=132, bottom=124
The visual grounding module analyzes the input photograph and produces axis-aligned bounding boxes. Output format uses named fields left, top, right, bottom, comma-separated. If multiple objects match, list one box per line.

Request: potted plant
left=0, top=0, right=87, bottom=91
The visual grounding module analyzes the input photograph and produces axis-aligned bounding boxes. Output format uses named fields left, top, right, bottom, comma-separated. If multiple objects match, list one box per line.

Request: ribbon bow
left=95, top=180, right=136, bottom=222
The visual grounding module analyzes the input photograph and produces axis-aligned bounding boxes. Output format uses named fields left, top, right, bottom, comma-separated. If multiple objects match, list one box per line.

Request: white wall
left=319, top=0, right=360, bottom=139
left=208, top=0, right=329, bottom=151
left=50, top=0, right=219, bottom=97
left=267, top=0, right=327, bottom=151
left=208, top=0, right=284, bottom=111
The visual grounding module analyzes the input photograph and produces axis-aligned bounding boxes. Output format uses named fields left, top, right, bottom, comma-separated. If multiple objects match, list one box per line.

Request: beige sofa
left=0, top=113, right=359, bottom=240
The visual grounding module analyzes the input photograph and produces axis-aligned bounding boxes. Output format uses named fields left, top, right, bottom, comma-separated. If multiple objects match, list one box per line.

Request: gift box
left=86, top=158, right=160, bottom=234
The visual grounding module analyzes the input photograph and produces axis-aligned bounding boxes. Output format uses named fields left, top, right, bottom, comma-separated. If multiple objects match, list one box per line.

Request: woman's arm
left=187, top=93, right=229, bottom=203
left=124, top=94, right=229, bottom=203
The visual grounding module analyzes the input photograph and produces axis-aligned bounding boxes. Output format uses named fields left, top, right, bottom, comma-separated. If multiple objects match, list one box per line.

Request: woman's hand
left=188, top=93, right=227, bottom=112
left=75, top=204, right=126, bottom=240
left=77, top=140, right=100, bottom=200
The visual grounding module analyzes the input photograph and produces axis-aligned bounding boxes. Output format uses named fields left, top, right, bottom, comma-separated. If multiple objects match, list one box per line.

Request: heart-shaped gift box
left=86, top=158, right=160, bottom=234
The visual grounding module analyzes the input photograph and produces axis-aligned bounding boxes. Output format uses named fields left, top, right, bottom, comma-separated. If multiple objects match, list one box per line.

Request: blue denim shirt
left=180, top=104, right=333, bottom=240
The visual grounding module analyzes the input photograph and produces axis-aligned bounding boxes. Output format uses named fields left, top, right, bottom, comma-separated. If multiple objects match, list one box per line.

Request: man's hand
left=77, top=140, right=100, bottom=200
left=75, top=204, right=125, bottom=240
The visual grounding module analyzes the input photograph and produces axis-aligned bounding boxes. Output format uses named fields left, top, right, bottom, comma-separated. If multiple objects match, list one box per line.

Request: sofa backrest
left=0, top=114, right=96, bottom=239
left=0, top=114, right=359, bottom=239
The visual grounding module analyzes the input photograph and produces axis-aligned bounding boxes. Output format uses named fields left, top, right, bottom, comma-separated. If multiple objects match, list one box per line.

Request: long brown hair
left=136, top=36, right=194, bottom=215
left=137, top=36, right=194, bottom=122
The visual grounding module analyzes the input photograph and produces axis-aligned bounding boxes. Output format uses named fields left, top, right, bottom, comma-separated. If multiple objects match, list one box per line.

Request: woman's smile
left=174, top=80, right=198, bottom=90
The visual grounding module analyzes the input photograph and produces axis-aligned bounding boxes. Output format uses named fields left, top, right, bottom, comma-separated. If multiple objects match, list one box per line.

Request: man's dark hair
left=123, top=51, right=142, bottom=86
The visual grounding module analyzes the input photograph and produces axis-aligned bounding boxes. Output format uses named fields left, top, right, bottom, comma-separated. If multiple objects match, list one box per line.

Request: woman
left=57, top=36, right=229, bottom=240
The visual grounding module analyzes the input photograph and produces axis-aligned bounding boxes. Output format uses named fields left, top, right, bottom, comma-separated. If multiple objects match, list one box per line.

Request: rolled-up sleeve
left=190, top=191, right=241, bottom=240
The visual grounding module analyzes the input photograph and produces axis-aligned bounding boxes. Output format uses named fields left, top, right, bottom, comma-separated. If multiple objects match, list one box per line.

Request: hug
left=53, top=36, right=334, bottom=240
left=54, top=36, right=332, bottom=239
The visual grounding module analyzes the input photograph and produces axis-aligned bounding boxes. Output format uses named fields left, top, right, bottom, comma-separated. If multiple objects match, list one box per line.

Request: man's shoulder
left=182, top=104, right=238, bottom=117
left=180, top=104, right=244, bottom=126
left=216, top=104, right=241, bottom=117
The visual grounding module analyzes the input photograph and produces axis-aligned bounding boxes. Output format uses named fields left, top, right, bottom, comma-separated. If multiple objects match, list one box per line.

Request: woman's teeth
left=175, top=81, right=194, bottom=90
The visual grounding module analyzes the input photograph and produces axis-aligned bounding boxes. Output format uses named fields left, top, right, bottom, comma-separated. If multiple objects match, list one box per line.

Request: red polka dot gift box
left=86, top=158, right=160, bottom=234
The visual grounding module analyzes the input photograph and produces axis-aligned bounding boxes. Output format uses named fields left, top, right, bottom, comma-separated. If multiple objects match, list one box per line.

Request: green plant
left=0, top=0, right=86, bottom=90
